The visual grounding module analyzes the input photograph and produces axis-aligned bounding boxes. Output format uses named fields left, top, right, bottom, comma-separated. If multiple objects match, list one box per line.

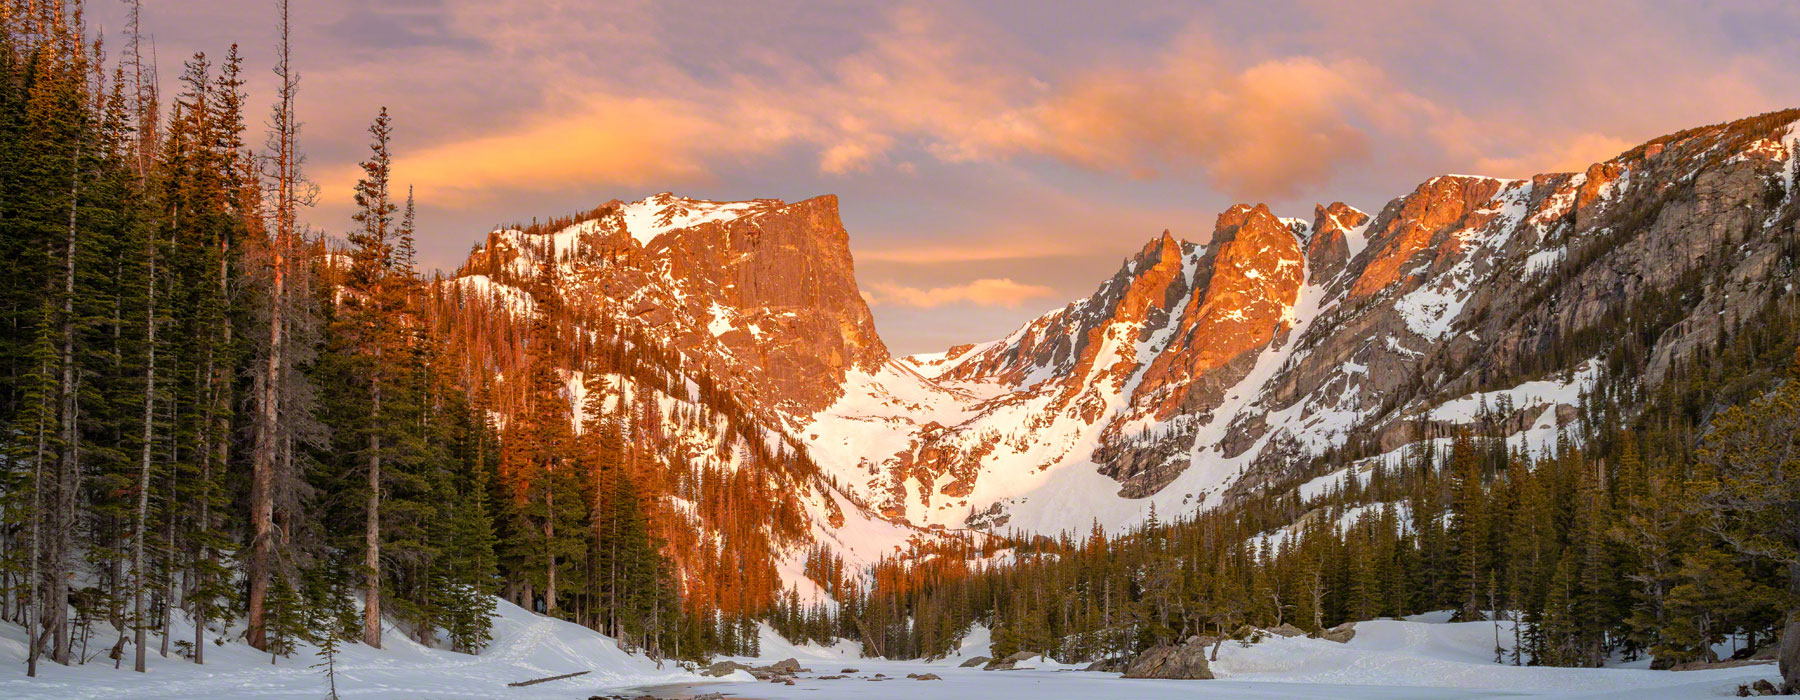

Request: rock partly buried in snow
left=768, top=657, right=803, bottom=673
left=959, top=656, right=992, bottom=668
left=1782, top=619, right=1799, bottom=694
left=1319, top=621, right=1357, bottom=643
left=1121, top=637, right=1215, bottom=680
left=985, top=651, right=1039, bottom=670
left=1267, top=623, right=1306, bottom=638
left=1083, top=657, right=1128, bottom=672
left=701, top=660, right=750, bottom=677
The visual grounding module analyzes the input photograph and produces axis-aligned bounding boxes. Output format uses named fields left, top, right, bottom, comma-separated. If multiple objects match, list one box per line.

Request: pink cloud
left=867, top=278, right=1058, bottom=309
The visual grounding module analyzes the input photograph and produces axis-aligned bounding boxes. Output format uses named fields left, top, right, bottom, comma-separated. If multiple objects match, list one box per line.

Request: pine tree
left=1447, top=432, right=1489, bottom=621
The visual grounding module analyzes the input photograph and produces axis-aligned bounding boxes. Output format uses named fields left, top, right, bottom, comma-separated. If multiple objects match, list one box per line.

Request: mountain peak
left=1306, top=202, right=1371, bottom=280
left=616, top=192, right=782, bottom=246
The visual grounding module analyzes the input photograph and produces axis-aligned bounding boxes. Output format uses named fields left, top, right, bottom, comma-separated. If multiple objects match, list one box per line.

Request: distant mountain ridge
left=442, top=108, right=1800, bottom=584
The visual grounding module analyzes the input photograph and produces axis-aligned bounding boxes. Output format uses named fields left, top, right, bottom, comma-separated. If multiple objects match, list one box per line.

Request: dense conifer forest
left=787, top=290, right=1800, bottom=672
left=0, top=0, right=751, bottom=674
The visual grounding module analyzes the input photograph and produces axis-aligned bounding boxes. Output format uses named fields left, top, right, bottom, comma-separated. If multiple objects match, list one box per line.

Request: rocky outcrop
left=1121, top=637, right=1216, bottom=679
left=1306, top=202, right=1368, bottom=282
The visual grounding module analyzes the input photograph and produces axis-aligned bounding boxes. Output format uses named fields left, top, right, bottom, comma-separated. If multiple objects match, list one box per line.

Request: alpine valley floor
left=4, top=600, right=1778, bottom=699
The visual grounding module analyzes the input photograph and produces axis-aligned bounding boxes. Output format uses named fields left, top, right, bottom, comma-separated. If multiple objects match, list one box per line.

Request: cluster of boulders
left=696, top=658, right=949, bottom=686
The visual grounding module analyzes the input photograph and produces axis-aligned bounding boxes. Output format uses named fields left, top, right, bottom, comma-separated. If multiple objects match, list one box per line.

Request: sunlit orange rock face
left=1093, top=204, right=1305, bottom=495
left=1134, top=204, right=1304, bottom=421
left=1306, top=201, right=1368, bottom=282
left=930, top=230, right=1191, bottom=393
left=459, top=193, right=888, bottom=416
left=649, top=194, right=889, bottom=411
left=1349, top=176, right=1508, bottom=300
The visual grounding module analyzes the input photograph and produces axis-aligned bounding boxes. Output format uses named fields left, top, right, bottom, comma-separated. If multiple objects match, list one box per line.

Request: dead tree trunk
left=131, top=222, right=156, bottom=672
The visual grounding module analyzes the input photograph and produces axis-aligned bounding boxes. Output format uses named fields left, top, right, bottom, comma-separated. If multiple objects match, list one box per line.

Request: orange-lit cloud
left=940, top=40, right=1383, bottom=198
left=867, top=278, right=1058, bottom=309
left=1470, top=132, right=1639, bottom=178
left=319, top=4, right=1773, bottom=214
left=338, top=9, right=1411, bottom=206
left=857, top=242, right=1084, bottom=264
left=319, top=94, right=805, bottom=204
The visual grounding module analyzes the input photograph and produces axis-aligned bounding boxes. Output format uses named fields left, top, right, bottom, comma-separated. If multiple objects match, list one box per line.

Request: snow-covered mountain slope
left=794, top=109, right=1800, bottom=536
left=438, top=193, right=952, bottom=602
left=442, top=110, right=1800, bottom=577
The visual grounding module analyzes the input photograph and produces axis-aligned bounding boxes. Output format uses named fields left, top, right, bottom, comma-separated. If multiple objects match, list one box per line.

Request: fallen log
left=506, top=670, right=590, bottom=687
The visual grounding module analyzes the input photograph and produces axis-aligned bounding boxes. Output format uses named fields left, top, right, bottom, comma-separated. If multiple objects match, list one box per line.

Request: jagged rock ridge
left=447, top=109, right=1800, bottom=553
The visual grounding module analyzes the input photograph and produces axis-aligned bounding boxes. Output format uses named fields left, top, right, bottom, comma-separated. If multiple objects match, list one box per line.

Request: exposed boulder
left=1320, top=621, right=1357, bottom=644
left=985, top=650, right=1039, bottom=670
left=1782, top=619, right=1799, bottom=694
left=768, top=658, right=803, bottom=674
left=1267, top=623, right=1306, bottom=638
left=1083, top=657, right=1128, bottom=672
left=1121, top=637, right=1215, bottom=680
left=959, top=656, right=992, bottom=668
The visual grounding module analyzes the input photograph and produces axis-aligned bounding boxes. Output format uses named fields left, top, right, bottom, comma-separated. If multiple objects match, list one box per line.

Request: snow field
left=1, top=598, right=695, bottom=700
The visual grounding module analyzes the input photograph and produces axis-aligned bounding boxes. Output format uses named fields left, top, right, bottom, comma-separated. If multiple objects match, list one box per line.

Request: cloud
left=867, top=278, right=1057, bottom=309
left=857, top=242, right=1083, bottom=264
left=355, top=8, right=1405, bottom=206
left=319, top=93, right=804, bottom=205
left=318, top=3, right=1786, bottom=214
left=939, top=39, right=1383, bottom=198
left=1470, top=132, right=1639, bottom=178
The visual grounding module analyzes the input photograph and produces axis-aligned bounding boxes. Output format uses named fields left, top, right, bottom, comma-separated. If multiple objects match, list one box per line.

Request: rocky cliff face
left=454, top=192, right=887, bottom=417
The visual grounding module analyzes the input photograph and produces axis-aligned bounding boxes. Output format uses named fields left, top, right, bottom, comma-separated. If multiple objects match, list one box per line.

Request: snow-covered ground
left=631, top=615, right=1778, bottom=700
left=5, top=603, right=1780, bottom=698
left=1, top=599, right=696, bottom=699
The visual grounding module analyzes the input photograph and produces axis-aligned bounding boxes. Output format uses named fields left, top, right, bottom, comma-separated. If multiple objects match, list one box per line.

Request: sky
left=92, top=1, right=1800, bottom=355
